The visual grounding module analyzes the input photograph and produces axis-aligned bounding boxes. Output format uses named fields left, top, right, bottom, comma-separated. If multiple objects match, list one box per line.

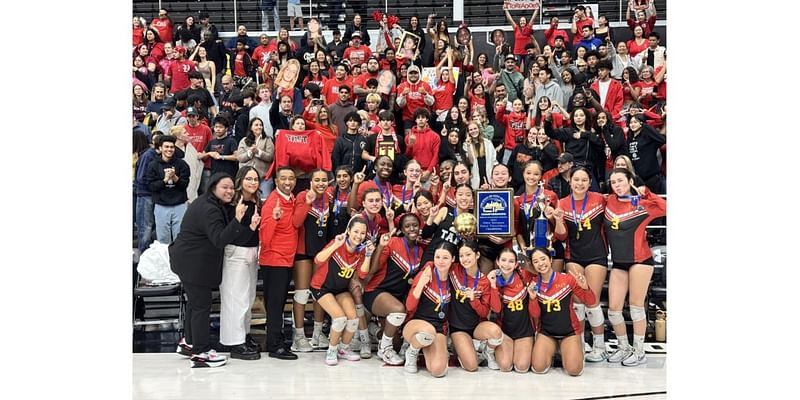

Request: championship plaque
left=475, top=189, right=514, bottom=237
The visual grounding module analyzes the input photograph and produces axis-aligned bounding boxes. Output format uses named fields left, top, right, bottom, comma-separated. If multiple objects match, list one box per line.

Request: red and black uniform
left=603, top=191, right=666, bottom=270
left=392, top=183, right=417, bottom=212
left=354, top=177, right=396, bottom=210
left=406, top=263, right=452, bottom=334
left=531, top=272, right=597, bottom=338
left=414, top=212, right=432, bottom=247
left=326, top=186, right=351, bottom=237
left=555, top=192, right=608, bottom=266
left=489, top=269, right=536, bottom=340
left=310, top=242, right=366, bottom=299
left=362, top=236, right=424, bottom=312
left=447, top=265, right=491, bottom=334
left=359, top=211, right=389, bottom=244
left=515, top=187, right=563, bottom=258
left=420, top=207, right=462, bottom=266
left=442, top=186, right=456, bottom=209
left=293, top=190, right=330, bottom=260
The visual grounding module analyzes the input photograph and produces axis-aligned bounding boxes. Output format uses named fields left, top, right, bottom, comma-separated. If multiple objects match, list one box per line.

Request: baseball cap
left=186, top=107, right=199, bottom=116
left=407, top=65, right=420, bottom=74
left=351, top=31, right=361, bottom=38
left=556, top=153, right=575, bottom=164
left=162, top=97, right=176, bottom=110
left=505, top=53, right=516, bottom=61
left=174, top=46, right=186, bottom=55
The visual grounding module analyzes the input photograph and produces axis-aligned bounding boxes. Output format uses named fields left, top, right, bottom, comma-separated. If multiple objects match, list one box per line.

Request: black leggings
left=261, top=266, right=293, bottom=352
left=183, top=282, right=214, bottom=354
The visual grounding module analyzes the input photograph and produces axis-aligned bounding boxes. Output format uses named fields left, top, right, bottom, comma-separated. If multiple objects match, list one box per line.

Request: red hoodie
left=496, top=106, right=528, bottom=150
left=404, top=125, right=440, bottom=173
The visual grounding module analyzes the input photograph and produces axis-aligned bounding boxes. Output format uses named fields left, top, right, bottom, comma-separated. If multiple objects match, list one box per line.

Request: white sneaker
left=399, top=341, right=409, bottom=357
left=607, top=347, right=632, bottom=363
left=622, top=349, right=647, bottom=366
left=176, top=337, right=192, bottom=358
left=484, top=348, right=499, bottom=370
left=291, top=336, right=313, bottom=352
left=378, top=346, right=404, bottom=365
left=404, top=348, right=419, bottom=373
left=585, top=345, right=608, bottom=362
left=325, top=347, right=338, bottom=366
left=190, top=350, right=227, bottom=368
left=349, top=337, right=361, bottom=352
left=368, top=321, right=380, bottom=342
left=311, top=332, right=329, bottom=349
left=359, top=340, right=372, bottom=359
left=338, top=346, right=361, bottom=361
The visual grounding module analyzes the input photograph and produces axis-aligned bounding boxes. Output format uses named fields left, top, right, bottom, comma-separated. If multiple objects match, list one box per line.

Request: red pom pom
left=371, top=11, right=384, bottom=23
left=387, top=15, right=400, bottom=27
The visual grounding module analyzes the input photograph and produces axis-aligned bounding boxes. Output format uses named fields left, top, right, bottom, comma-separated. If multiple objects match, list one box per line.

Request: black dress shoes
left=229, top=343, right=261, bottom=360
left=268, top=347, right=298, bottom=360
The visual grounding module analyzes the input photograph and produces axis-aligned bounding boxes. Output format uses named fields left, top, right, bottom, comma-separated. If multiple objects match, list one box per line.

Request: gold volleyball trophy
left=453, top=212, right=477, bottom=240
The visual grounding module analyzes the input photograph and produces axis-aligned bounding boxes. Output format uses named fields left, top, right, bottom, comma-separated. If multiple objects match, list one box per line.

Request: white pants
left=219, top=245, right=259, bottom=346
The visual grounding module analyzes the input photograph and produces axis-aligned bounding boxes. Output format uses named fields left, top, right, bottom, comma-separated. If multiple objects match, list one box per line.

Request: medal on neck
left=403, top=237, right=419, bottom=284
left=571, top=193, right=588, bottom=240
left=433, top=267, right=449, bottom=319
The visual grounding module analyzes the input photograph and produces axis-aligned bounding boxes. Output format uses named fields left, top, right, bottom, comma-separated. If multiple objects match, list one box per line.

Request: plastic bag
left=136, top=241, right=180, bottom=284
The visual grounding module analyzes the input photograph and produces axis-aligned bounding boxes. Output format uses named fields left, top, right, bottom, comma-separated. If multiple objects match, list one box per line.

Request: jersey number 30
left=338, top=268, right=355, bottom=279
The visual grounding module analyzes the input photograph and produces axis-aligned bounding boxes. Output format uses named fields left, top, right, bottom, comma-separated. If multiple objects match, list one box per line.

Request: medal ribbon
left=570, top=193, right=588, bottom=231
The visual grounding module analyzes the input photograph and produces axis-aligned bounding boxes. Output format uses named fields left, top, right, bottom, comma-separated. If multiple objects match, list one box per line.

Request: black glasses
left=408, top=71, right=419, bottom=74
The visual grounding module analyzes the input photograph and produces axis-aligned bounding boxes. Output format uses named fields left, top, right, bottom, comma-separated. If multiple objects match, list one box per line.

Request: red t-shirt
left=168, top=60, right=196, bottom=93
left=183, top=123, right=213, bottom=169
left=627, top=39, right=649, bottom=58
left=151, top=18, right=173, bottom=44
left=432, top=81, right=455, bottom=113
left=342, top=45, right=372, bottom=66
left=573, top=18, right=594, bottom=45
left=322, top=77, right=354, bottom=106
left=513, top=25, right=534, bottom=56
left=233, top=51, right=247, bottom=77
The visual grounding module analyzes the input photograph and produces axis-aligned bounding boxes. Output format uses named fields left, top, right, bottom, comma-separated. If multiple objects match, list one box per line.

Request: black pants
left=643, top=173, right=664, bottom=195
left=261, top=266, right=293, bottom=352
left=183, top=282, right=214, bottom=354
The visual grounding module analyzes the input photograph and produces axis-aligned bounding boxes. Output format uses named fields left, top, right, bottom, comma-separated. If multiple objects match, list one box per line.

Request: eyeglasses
left=577, top=64, right=587, bottom=68
left=408, top=72, right=419, bottom=75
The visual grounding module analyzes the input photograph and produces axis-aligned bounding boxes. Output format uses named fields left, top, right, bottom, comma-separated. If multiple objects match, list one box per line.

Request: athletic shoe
left=399, top=341, right=409, bottom=357
left=359, top=340, right=372, bottom=359
left=377, top=346, right=404, bottom=365
left=229, top=343, right=261, bottom=360
left=176, top=337, right=192, bottom=358
left=245, top=334, right=262, bottom=352
left=368, top=321, right=380, bottom=342
left=190, top=350, right=227, bottom=368
left=622, top=349, right=647, bottom=366
left=325, top=347, right=338, bottom=366
left=349, top=337, right=361, bottom=352
left=267, top=347, right=298, bottom=360
left=291, top=336, right=313, bottom=352
left=311, top=332, right=329, bottom=349
left=585, top=346, right=608, bottom=362
left=607, top=347, right=632, bottom=363
left=403, top=348, right=419, bottom=373
left=338, top=346, right=361, bottom=361
left=484, top=348, right=499, bottom=370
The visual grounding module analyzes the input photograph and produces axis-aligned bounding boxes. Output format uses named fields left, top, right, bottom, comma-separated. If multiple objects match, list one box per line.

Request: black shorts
left=612, top=257, right=654, bottom=271
left=363, top=289, right=406, bottom=314
left=503, top=317, right=535, bottom=340
left=566, top=257, right=609, bottom=269
left=415, top=317, right=447, bottom=335
left=448, top=325, right=476, bottom=336
left=552, top=241, right=565, bottom=259
left=294, top=253, right=313, bottom=262
left=537, top=329, right=575, bottom=340
left=309, top=286, right=348, bottom=301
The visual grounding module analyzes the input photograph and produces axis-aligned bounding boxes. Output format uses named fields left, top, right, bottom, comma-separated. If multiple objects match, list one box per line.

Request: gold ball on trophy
left=453, top=212, right=477, bottom=238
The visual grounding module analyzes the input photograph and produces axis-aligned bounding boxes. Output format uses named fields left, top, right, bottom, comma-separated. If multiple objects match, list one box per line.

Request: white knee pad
left=355, top=304, right=365, bottom=318
left=585, top=305, right=605, bottom=328
left=487, top=335, right=504, bottom=347
left=386, top=312, right=406, bottom=327
left=608, top=310, right=625, bottom=326
left=293, top=289, right=310, bottom=305
left=629, top=305, right=646, bottom=322
left=573, top=303, right=586, bottom=322
left=331, top=316, right=347, bottom=332
left=345, top=319, right=359, bottom=333
left=414, top=332, right=434, bottom=346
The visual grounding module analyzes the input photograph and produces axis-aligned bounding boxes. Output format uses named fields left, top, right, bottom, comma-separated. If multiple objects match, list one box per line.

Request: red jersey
left=311, top=241, right=366, bottom=292
left=488, top=269, right=536, bottom=339
left=392, top=183, right=418, bottom=211
left=404, top=126, right=440, bottom=172
left=259, top=191, right=305, bottom=267
left=266, top=129, right=332, bottom=177
left=363, top=236, right=423, bottom=297
left=342, top=45, right=372, bottom=65
left=514, top=188, right=559, bottom=248
left=447, top=265, right=491, bottom=331
left=168, top=60, right=196, bottom=93
left=603, top=191, right=665, bottom=264
left=531, top=272, right=596, bottom=337
left=293, top=191, right=329, bottom=256
left=496, top=106, right=528, bottom=150
left=151, top=17, right=173, bottom=44
left=326, top=186, right=352, bottom=237
left=405, top=263, right=452, bottom=327
left=555, top=192, right=608, bottom=262
left=627, top=39, right=649, bottom=58
left=573, top=18, right=595, bottom=45
left=322, top=77, right=354, bottom=105
left=397, top=80, right=433, bottom=121
left=184, top=123, right=213, bottom=169
left=358, top=210, right=389, bottom=244
left=513, top=25, right=534, bottom=55
left=432, top=81, right=456, bottom=113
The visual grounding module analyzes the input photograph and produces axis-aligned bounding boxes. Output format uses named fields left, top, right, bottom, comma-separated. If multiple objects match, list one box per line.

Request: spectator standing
left=260, top=0, right=281, bottom=32
left=147, top=135, right=190, bottom=244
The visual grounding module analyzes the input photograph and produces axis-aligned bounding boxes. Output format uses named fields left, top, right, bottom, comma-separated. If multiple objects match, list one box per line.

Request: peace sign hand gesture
left=569, top=269, right=589, bottom=290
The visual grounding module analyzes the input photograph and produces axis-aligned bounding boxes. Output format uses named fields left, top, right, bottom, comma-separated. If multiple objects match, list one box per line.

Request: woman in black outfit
left=508, top=127, right=559, bottom=193
left=625, top=114, right=666, bottom=194
left=169, top=172, right=260, bottom=368
left=543, top=106, right=603, bottom=191
left=592, top=110, right=628, bottom=193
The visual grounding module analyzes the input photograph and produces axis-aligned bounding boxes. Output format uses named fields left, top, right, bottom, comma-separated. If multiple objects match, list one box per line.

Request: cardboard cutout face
left=457, top=27, right=471, bottom=46
left=275, top=59, right=301, bottom=90
left=398, top=31, right=421, bottom=59
left=377, top=70, right=395, bottom=95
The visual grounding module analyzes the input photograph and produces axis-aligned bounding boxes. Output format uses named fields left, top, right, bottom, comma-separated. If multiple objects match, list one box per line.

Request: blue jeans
left=260, top=178, right=273, bottom=201
left=260, top=7, right=280, bottom=31
left=135, top=195, right=155, bottom=252
left=154, top=202, right=187, bottom=245
left=199, top=169, right=211, bottom=196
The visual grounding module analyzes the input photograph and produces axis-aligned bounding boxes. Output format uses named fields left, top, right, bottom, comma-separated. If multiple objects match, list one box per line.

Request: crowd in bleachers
left=132, top=0, right=666, bottom=376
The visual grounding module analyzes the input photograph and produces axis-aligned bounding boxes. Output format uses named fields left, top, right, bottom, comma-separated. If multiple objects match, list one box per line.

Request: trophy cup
left=454, top=212, right=477, bottom=240
left=530, top=182, right=549, bottom=249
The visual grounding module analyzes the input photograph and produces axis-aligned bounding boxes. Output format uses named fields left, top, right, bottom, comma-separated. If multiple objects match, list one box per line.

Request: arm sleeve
left=569, top=274, right=597, bottom=306
left=470, top=279, right=492, bottom=319
left=292, top=194, right=312, bottom=228
left=641, top=189, right=666, bottom=219
left=489, top=286, right=502, bottom=313
left=146, top=160, right=166, bottom=192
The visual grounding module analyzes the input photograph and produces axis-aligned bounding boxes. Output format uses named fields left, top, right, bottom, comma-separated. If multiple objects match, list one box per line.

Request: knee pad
left=487, top=335, right=504, bottom=347
left=345, top=319, right=359, bottom=333
left=293, top=289, right=310, bottom=305
left=355, top=304, right=365, bottom=318
left=331, top=316, right=347, bottom=332
left=629, top=305, right=646, bottom=322
left=573, top=303, right=586, bottom=322
left=414, top=332, right=434, bottom=346
left=608, top=310, right=625, bottom=326
left=386, top=312, right=406, bottom=327
left=585, top=305, right=605, bottom=328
